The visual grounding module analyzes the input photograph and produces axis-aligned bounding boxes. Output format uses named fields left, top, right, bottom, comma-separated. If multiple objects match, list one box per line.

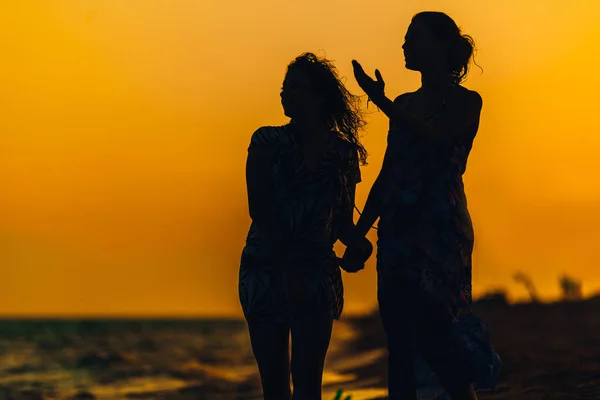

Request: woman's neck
left=420, top=71, right=455, bottom=94
left=291, top=117, right=329, bottom=139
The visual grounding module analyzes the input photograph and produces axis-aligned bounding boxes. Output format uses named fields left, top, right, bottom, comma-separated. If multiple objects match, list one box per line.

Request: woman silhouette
left=239, top=52, right=372, bottom=400
left=344, top=11, right=497, bottom=400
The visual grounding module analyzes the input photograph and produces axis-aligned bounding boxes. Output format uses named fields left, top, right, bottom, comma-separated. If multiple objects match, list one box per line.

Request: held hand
left=339, top=236, right=373, bottom=273
left=352, top=60, right=385, bottom=100
left=339, top=251, right=364, bottom=273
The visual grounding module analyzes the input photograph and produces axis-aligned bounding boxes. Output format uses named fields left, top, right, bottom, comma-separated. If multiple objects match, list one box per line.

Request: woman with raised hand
left=343, top=11, right=499, bottom=400
left=240, top=52, right=373, bottom=400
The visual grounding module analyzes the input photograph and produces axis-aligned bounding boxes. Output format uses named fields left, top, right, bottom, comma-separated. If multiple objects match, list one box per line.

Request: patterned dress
left=376, top=96, right=501, bottom=397
left=376, top=113, right=475, bottom=320
left=239, top=124, right=361, bottom=325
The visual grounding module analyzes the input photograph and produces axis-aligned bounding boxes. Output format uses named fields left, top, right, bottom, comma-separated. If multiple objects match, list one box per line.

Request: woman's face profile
left=280, top=67, right=321, bottom=119
left=402, top=20, right=445, bottom=72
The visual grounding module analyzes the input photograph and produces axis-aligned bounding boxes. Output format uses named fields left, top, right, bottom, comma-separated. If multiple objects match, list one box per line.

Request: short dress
left=239, top=124, right=361, bottom=325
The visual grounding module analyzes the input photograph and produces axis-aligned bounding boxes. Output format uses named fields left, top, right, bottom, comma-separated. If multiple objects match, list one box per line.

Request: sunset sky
left=1, top=1, right=600, bottom=317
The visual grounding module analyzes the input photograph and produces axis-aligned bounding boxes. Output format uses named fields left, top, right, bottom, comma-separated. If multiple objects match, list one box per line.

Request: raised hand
left=352, top=60, right=385, bottom=100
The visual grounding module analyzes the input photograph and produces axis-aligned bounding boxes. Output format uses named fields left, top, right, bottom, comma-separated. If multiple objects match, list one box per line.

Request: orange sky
left=1, top=1, right=600, bottom=317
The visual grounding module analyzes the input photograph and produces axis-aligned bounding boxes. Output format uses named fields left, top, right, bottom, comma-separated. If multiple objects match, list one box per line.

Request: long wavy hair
left=286, top=52, right=368, bottom=165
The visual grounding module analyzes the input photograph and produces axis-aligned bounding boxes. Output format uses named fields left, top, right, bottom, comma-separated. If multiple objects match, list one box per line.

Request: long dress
left=239, top=124, right=361, bottom=325
left=376, top=105, right=501, bottom=398
left=376, top=113, right=476, bottom=319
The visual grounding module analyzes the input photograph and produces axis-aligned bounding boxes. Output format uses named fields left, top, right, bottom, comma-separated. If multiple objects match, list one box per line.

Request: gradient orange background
left=2, top=1, right=600, bottom=317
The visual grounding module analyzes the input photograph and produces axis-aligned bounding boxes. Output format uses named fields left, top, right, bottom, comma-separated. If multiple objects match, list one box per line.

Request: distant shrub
left=476, top=289, right=509, bottom=306
left=559, top=275, right=583, bottom=301
left=513, top=272, right=539, bottom=303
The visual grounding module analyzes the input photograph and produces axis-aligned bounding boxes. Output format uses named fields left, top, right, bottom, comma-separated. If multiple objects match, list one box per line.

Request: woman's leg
left=377, top=275, right=419, bottom=400
left=240, top=263, right=292, bottom=400
left=287, top=267, right=338, bottom=400
left=248, top=321, right=292, bottom=400
left=290, top=313, right=334, bottom=400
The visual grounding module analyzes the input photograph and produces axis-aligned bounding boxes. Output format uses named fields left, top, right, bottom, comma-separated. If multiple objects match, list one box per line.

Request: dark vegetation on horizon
left=476, top=272, right=584, bottom=306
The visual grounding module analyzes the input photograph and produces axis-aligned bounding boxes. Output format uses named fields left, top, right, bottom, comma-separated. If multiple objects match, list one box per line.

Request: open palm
left=352, top=60, right=385, bottom=99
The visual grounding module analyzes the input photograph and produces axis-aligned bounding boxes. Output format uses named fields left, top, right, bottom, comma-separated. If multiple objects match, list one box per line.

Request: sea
left=0, top=318, right=391, bottom=400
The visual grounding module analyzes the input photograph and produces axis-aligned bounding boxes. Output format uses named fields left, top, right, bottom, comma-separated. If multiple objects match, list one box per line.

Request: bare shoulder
left=455, top=86, right=483, bottom=108
left=393, top=91, right=417, bottom=105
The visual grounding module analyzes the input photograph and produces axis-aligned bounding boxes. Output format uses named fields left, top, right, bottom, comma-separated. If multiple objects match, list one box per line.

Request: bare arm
left=351, top=60, right=482, bottom=144
left=348, top=148, right=394, bottom=242
left=337, top=149, right=361, bottom=246
left=354, top=175, right=384, bottom=238
left=339, top=173, right=382, bottom=272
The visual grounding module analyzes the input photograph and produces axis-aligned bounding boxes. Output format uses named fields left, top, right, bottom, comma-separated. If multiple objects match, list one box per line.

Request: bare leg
left=378, top=277, right=418, bottom=400
left=248, top=321, right=292, bottom=400
left=290, top=314, right=334, bottom=400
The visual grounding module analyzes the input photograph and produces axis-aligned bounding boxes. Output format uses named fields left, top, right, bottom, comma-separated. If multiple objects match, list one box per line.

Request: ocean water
left=0, top=319, right=389, bottom=400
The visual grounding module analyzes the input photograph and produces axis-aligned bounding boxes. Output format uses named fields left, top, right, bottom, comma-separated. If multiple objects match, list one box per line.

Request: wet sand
left=341, top=296, right=600, bottom=400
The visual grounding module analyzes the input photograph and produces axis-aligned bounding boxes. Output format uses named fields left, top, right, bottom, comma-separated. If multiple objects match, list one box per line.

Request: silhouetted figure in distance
left=240, top=52, right=372, bottom=400
left=343, top=11, right=485, bottom=400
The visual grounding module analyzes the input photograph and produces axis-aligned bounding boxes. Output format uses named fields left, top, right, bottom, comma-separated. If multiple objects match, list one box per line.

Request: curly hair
left=286, top=52, right=368, bottom=165
left=412, top=11, right=479, bottom=85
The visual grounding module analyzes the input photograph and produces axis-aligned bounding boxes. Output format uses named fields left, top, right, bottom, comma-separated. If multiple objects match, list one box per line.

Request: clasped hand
left=340, top=234, right=373, bottom=273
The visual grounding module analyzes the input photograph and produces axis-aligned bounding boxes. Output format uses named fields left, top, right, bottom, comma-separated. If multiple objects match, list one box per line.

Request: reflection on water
left=0, top=319, right=388, bottom=399
left=5, top=299, right=600, bottom=400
